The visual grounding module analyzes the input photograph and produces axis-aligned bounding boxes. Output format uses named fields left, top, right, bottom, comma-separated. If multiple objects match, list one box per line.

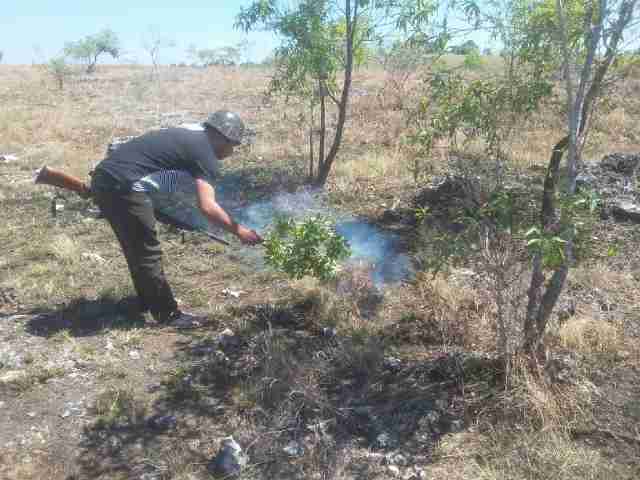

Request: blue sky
left=0, top=1, right=278, bottom=64
left=0, top=1, right=495, bottom=65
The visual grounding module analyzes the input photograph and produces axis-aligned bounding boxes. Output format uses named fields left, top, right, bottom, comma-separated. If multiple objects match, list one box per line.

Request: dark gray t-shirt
left=96, top=128, right=218, bottom=189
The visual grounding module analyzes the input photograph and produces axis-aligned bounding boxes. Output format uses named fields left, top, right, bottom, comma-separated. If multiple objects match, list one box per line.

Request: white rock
left=128, top=350, right=141, bottom=359
left=0, top=370, right=26, bottom=384
left=81, top=252, right=107, bottom=264
left=387, top=465, right=401, bottom=477
left=217, top=328, right=240, bottom=348
left=208, top=436, right=248, bottom=477
left=283, top=440, right=304, bottom=457
left=222, top=288, right=242, bottom=299
left=0, top=154, right=18, bottom=163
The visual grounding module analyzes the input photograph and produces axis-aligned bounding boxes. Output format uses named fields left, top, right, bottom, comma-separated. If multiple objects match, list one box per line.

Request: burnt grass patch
left=67, top=293, right=506, bottom=479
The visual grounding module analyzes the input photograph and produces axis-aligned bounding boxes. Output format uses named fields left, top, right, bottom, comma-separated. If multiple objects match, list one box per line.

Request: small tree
left=236, top=38, right=255, bottom=65
left=142, top=27, right=175, bottom=75
left=47, top=56, right=72, bottom=90
left=450, top=39, right=480, bottom=55
left=237, top=0, right=439, bottom=187
left=412, top=0, right=639, bottom=363
left=264, top=216, right=351, bottom=281
left=188, top=46, right=241, bottom=67
left=64, top=29, right=120, bottom=74
left=522, top=0, right=639, bottom=358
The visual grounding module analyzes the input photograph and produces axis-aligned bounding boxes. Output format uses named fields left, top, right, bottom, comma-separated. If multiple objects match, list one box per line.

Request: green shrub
left=264, top=216, right=351, bottom=282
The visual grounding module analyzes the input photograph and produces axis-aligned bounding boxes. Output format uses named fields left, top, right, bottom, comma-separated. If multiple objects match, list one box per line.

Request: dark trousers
left=91, top=174, right=178, bottom=318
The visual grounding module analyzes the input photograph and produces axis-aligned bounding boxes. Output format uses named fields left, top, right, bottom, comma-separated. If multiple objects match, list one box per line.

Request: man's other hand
left=237, top=225, right=263, bottom=245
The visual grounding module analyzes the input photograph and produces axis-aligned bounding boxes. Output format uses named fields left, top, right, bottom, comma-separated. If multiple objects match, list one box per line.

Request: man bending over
left=90, top=111, right=262, bottom=327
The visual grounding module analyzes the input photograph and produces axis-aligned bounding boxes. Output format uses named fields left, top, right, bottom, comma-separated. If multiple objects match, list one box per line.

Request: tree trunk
left=314, top=0, right=357, bottom=187
left=309, top=99, right=315, bottom=180
left=523, top=134, right=569, bottom=357
left=319, top=78, right=327, bottom=175
left=522, top=0, right=637, bottom=360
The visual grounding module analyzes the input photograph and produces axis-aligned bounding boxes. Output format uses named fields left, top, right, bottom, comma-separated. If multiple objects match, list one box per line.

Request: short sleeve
left=178, top=131, right=217, bottom=183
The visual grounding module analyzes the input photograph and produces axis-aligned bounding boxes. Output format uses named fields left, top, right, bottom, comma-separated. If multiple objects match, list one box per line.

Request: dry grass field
left=1, top=62, right=639, bottom=480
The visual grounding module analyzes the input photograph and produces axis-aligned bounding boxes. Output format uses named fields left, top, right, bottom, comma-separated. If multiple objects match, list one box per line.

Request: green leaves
left=63, top=29, right=120, bottom=73
left=264, top=216, right=351, bottom=282
left=525, top=226, right=569, bottom=269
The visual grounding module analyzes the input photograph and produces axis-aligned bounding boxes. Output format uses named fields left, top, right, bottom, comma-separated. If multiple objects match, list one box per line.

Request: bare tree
left=523, top=0, right=639, bottom=358
left=142, top=27, right=176, bottom=75
left=237, top=0, right=439, bottom=187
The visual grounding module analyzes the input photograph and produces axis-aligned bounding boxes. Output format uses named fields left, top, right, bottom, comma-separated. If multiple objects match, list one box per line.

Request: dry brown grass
left=558, top=316, right=620, bottom=353
left=410, top=271, right=493, bottom=349
left=1, top=61, right=639, bottom=480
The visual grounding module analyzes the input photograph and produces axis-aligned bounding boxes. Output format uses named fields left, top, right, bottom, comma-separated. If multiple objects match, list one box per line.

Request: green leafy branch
left=264, top=216, right=351, bottom=282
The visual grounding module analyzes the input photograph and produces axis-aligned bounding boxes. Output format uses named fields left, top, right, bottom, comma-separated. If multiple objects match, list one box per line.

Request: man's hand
left=196, top=178, right=262, bottom=245
left=237, top=225, right=263, bottom=245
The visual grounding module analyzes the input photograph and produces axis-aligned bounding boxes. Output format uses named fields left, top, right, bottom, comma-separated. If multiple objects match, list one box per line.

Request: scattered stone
left=147, top=414, right=178, bottom=431
left=383, top=356, right=403, bottom=371
left=425, top=410, right=441, bottom=424
left=384, top=453, right=408, bottom=466
left=105, top=341, right=115, bottom=351
left=0, top=370, right=26, bottom=384
left=282, top=440, right=304, bottom=457
left=373, top=432, right=398, bottom=450
left=545, top=353, right=579, bottom=384
left=600, top=153, right=640, bottom=176
left=81, top=252, right=107, bottom=264
left=200, top=396, right=225, bottom=413
left=408, top=470, right=429, bottom=480
left=222, top=288, right=242, bottom=299
left=387, top=465, right=401, bottom=477
left=208, top=437, right=248, bottom=477
left=575, top=172, right=598, bottom=189
left=0, top=154, right=18, bottom=163
left=27, top=411, right=37, bottom=418
left=217, top=328, right=240, bottom=348
left=0, top=349, right=24, bottom=369
left=146, top=382, right=162, bottom=393
left=61, top=401, right=85, bottom=418
left=108, top=435, right=122, bottom=451
left=611, top=198, right=640, bottom=223
left=321, top=327, right=337, bottom=338
left=212, top=350, right=231, bottom=365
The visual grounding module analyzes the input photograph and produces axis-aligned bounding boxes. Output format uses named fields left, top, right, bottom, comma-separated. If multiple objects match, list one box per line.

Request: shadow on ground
left=24, top=295, right=147, bottom=338
left=69, top=299, right=504, bottom=479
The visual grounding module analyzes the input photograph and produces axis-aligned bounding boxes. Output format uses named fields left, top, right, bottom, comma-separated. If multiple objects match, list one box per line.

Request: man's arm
left=195, top=178, right=262, bottom=245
